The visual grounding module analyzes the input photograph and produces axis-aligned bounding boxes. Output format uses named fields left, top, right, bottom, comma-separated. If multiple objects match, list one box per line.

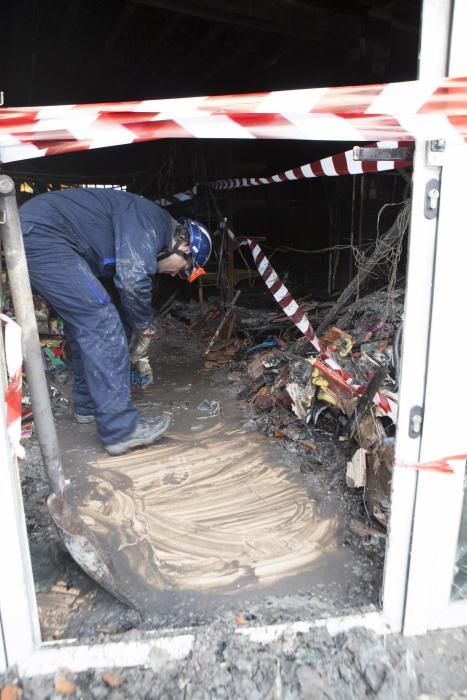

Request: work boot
left=104, top=415, right=171, bottom=456
left=74, top=412, right=96, bottom=424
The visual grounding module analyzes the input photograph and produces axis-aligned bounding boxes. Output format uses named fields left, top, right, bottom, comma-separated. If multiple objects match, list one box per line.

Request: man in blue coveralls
left=19, top=187, right=212, bottom=456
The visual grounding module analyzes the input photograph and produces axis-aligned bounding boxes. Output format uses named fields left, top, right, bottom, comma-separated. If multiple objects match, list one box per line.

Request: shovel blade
left=47, top=493, right=137, bottom=609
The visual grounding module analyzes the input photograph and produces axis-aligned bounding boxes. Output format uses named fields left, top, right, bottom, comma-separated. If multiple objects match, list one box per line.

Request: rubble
left=3, top=257, right=404, bottom=568
left=54, top=669, right=76, bottom=696
left=0, top=685, right=23, bottom=700
left=101, top=673, right=122, bottom=689
left=3, top=624, right=467, bottom=699
left=366, top=440, right=394, bottom=529
left=2, top=290, right=71, bottom=442
left=4, top=263, right=403, bottom=641
left=15, top=314, right=386, bottom=642
left=346, top=448, right=368, bottom=489
left=189, top=286, right=405, bottom=539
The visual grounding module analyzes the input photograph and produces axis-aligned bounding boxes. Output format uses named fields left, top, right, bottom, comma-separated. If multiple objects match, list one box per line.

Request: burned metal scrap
left=222, top=288, right=404, bottom=534
left=163, top=287, right=402, bottom=535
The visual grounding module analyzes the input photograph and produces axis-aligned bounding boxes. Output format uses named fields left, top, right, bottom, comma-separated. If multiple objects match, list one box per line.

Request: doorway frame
left=2, top=0, right=467, bottom=674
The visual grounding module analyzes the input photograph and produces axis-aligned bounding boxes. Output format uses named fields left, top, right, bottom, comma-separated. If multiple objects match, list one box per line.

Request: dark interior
left=1, top=0, right=420, bottom=299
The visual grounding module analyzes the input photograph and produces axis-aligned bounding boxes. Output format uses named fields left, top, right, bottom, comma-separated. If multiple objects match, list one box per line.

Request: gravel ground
left=2, top=623, right=467, bottom=699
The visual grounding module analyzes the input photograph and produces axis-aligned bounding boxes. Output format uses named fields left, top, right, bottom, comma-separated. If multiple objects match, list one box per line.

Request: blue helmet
left=177, top=218, right=212, bottom=282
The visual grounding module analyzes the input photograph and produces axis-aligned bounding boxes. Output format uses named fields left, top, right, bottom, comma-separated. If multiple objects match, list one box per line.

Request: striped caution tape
left=225, top=229, right=397, bottom=422
left=397, top=454, right=467, bottom=474
left=212, top=140, right=412, bottom=190
left=156, top=184, right=199, bottom=207
left=0, top=314, right=25, bottom=459
left=1, top=76, right=466, bottom=163
left=156, top=140, right=412, bottom=206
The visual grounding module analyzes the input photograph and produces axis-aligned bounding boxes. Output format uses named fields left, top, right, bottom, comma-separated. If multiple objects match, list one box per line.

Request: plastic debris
left=346, top=448, right=368, bottom=488
left=246, top=335, right=281, bottom=354
left=286, top=381, right=316, bottom=420
left=197, top=399, right=221, bottom=416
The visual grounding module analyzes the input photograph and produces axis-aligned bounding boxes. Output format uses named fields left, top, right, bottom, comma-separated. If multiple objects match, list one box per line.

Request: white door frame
left=398, top=133, right=467, bottom=635
left=1, top=0, right=466, bottom=675
left=382, top=0, right=467, bottom=634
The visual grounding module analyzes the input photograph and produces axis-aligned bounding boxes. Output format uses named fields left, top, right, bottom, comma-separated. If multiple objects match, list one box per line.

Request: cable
left=264, top=243, right=367, bottom=256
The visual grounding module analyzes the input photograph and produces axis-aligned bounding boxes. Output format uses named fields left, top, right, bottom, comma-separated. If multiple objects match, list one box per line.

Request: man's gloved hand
left=133, top=356, right=154, bottom=387
left=129, top=325, right=156, bottom=387
left=129, top=324, right=157, bottom=364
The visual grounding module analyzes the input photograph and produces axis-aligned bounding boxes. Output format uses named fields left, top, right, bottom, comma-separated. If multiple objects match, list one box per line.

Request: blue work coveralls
left=19, top=188, right=176, bottom=445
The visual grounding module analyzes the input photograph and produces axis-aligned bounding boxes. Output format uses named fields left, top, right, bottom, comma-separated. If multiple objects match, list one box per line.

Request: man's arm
left=112, top=204, right=158, bottom=331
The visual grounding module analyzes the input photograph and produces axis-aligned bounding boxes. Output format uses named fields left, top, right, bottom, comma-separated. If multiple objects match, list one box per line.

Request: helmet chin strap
left=158, top=237, right=206, bottom=282
left=157, top=247, right=206, bottom=283
left=157, top=245, right=192, bottom=264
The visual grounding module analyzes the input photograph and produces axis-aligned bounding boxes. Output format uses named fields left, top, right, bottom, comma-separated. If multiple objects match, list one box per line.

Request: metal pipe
left=327, top=205, right=334, bottom=295
left=393, top=318, right=404, bottom=391
left=204, top=289, right=241, bottom=356
left=331, top=202, right=340, bottom=290
left=0, top=175, right=65, bottom=494
left=357, top=174, right=365, bottom=249
left=349, top=176, right=356, bottom=283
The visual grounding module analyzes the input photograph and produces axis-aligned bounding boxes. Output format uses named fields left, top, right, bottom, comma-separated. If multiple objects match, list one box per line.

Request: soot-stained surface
left=21, top=323, right=385, bottom=641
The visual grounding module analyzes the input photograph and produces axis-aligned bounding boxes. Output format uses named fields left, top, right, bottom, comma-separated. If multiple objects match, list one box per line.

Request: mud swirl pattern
left=77, top=422, right=337, bottom=608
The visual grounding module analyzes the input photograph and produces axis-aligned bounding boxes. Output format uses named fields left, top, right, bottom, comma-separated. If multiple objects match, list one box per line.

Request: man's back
left=19, top=188, right=174, bottom=277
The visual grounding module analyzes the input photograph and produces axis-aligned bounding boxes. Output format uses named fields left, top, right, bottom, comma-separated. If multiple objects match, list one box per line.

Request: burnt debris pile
left=166, top=281, right=404, bottom=537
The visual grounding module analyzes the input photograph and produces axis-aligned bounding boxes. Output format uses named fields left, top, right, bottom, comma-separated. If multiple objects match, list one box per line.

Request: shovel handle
left=0, top=176, right=65, bottom=494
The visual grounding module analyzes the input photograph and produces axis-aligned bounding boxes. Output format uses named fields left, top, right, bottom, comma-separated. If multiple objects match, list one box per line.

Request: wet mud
left=20, top=324, right=385, bottom=641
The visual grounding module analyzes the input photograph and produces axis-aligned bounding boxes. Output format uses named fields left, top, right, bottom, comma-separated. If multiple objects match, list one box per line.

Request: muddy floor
left=12, top=321, right=467, bottom=699
left=20, top=321, right=385, bottom=641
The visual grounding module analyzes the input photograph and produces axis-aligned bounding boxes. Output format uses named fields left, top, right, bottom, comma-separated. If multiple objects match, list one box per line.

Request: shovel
left=0, top=176, right=136, bottom=608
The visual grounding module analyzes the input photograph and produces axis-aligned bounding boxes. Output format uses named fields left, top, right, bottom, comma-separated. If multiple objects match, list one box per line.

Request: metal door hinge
left=426, top=138, right=446, bottom=166
left=409, top=405, right=423, bottom=438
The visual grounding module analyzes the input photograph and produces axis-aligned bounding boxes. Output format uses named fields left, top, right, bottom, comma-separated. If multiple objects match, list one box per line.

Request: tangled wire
left=352, top=200, right=410, bottom=327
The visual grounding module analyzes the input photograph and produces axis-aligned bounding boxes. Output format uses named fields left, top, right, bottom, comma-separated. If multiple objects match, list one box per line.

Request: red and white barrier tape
left=212, top=140, right=412, bottom=191
left=156, top=185, right=199, bottom=208
left=157, top=140, right=412, bottom=206
left=1, top=77, right=467, bottom=163
left=226, top=229, right=397, bottom=421
left=1, top=314, right=24, bottom=459
left=397, top=454, right=467, bottom=474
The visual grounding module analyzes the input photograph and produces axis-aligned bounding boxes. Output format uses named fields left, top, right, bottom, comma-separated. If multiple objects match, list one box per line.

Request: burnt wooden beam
left=346, top=366, right=387, bottom=442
